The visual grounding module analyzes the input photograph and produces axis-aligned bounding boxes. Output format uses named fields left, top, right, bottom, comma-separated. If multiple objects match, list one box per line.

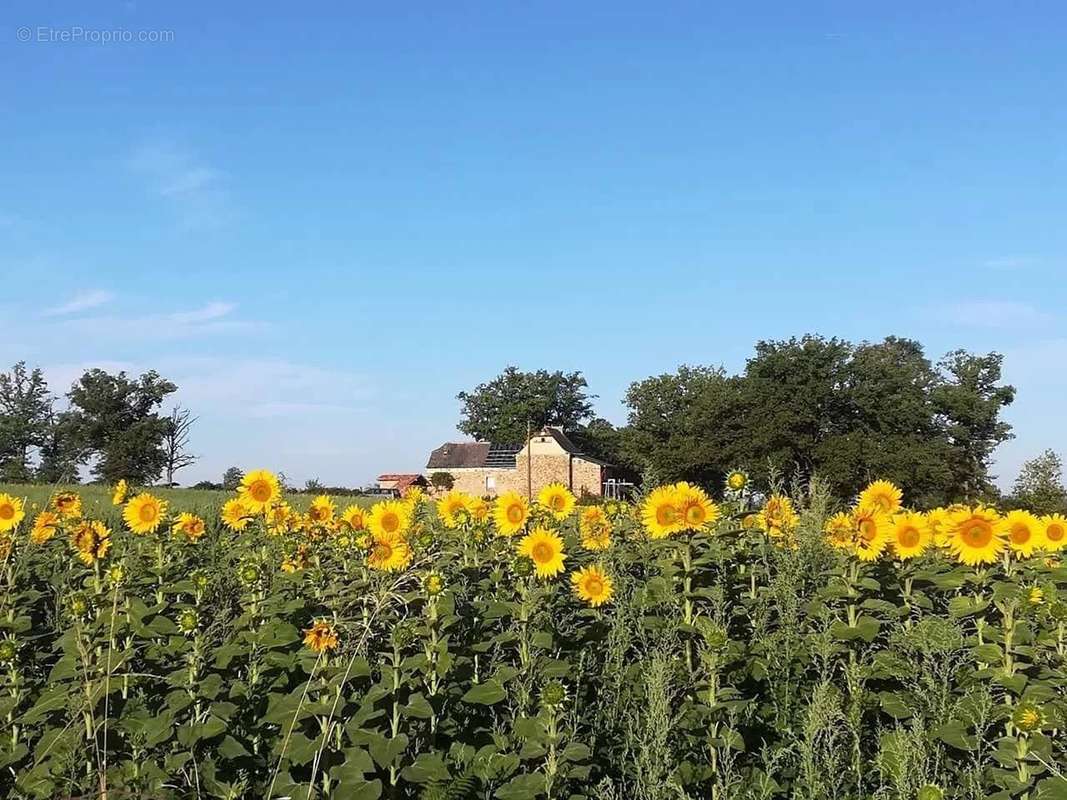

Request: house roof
left=542, top=426, right=579, bottom=453
left=427, top=427, right=613, bottom=470
left=426, top=442, right=492, bottom=469
left=377, top=473, right=427, bottom=492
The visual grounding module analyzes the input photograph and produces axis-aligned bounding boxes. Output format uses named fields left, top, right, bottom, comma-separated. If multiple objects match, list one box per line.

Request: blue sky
left=2, top=1, right=1065, bottom=488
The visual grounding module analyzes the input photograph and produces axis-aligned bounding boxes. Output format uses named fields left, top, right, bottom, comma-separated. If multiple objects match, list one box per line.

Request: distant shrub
left=430, top=471, right=455, bottom=490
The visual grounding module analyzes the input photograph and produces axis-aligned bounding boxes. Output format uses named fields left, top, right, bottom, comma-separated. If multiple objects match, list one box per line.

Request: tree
left=1008, top=450, right=1067, bottom=515
left=35, top=411, right=85, bottom=484
left=736, top=336, right=853, bottom=484
left=622, top=365, right=747, bottom=486
left=457, top=367, right=595, bottom=443
left=63, top=369, right=178, bottom=484
left=766, top=335, right=957, bottom=505
left=622, top=336, right=1015, bottom=504
left=162, top=406, right=198, bottom=486
left=222, top=467, right=244, bottom=491
left=430, top=471, right=455, bottom=490
left=0, top=361, right=54, bottom=482
left=818, top=337, right=953, bottom=504
left=931, top=351, right=1016, bottom=501
left=569, top=417, right=636, bottom=477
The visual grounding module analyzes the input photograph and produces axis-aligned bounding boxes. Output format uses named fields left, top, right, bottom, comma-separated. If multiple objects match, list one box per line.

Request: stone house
left=425, top=426, right=612, bottom=498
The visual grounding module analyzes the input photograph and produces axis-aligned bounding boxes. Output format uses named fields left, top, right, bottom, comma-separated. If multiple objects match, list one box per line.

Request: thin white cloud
left=35, top=355, right=377, bottom=485
left=52, top=300, right=258, bottom=341
left=168, top=357, right=372, bottom=410
left=944, top=300, right=1056, bottom=329
left=159, top=166, right=221, bottom=197
left=247, top=401, right=367, bottom=419
left=168, top=301, right=235, bottom=324
left=983, top=256, right=1036, bottom=269
left=43, top=289, right=115, bottom=317
left=126, top=140, right=230, bottom=230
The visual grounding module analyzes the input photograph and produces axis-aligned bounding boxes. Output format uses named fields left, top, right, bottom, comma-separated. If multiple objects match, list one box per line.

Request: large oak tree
left=64, top=369, right=179, bottom=484
left=457, top=366, right=595, bottom=444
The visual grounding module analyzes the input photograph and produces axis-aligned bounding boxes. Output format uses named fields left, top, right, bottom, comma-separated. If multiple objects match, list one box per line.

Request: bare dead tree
left=163, top=406, right=198, bottom=486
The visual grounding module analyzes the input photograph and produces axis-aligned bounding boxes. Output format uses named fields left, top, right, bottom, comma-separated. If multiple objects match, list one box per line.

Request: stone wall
left=571, top=457, right=604, bottom=497
left=436, top=468, right=516, bottom=497
left=428, top=454, right=604, bottom=498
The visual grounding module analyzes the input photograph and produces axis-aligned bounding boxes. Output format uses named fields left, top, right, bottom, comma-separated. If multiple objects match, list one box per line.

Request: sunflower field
left=0, top=472, right=1066, bottom=800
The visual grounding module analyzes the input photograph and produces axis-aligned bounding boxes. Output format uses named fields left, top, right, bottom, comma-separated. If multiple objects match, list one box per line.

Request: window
left=485, top=475, right=496, bottom=492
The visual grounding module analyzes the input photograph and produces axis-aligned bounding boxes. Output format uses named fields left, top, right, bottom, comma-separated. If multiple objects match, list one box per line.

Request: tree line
left=0, top=362, right=196, bottom=486
left=456, top=334, right=1067, bottom=510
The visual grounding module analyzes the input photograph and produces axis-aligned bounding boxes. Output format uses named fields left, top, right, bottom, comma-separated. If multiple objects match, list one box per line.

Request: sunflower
left=944, top=506, right=1005, bottom=567
left=675, top=482, right=720, bottom=530
left=889, top=512, right=931, bottom=559
left=1012, top=702, right=1046, bottom=733
left=824, top=512, right=854, bottom=550
left=107, top=479, right=127, bottom=506
left=423, top=571, right=445, bottom=596
left=1001, top=510, right=1044, bottom=558
left=579, top=506, right=613, bottom=550
left=538, top=483, right=576, bottom=521
left=436, top=490, right=475, bottom=529
left=282, top=543, right=313, bottom=573
left=366, top=530, right=412, bottom=572
left=858, top=480, right=903, bottom=515
left=239, top=470, right=281, bottom=512
left=71, top=520, right=111, bottom=565
left=493, top=491, right=530, bottom=537
left=307, top=495, right=336, bottom=525
left=303, top=620, right=339, bottom=653
left=724, top=469, right=750, bottom=495
left=367, top=500, right=411, bottom=539
left=1041, top=514, right=1066, bottom=552
left=641, top=485, right=684, bottom=539
left=177, top=609, right=199, bottom=634
left=266, top=501, right=295, bottom=534
left=470, top=497, right=490, bottom=523
left=221, top=498, right=252, bottom=532
left=172, top=512, right=206, bottom=542
left=757, top=494, right=799, bottom=540
left=851, top=505, right=889, bottom=562
left=518, top=527, right=567, bottom=579
left=926, top=507, right=951, bottom=547
left=0, top=494, right=25, bottom=533
left=571, top=565, right=614, bottom=607
left=53, top=491, right=82, bottom=519
left=31, top=510, right=60, bottom=544
left=123, top=493, right=167, bottom=535
left=340, top=504, right=366, bottom=532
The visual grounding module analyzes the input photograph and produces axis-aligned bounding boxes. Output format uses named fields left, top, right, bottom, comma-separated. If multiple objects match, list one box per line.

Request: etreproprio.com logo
left=17, top=25, right=175, bottom=44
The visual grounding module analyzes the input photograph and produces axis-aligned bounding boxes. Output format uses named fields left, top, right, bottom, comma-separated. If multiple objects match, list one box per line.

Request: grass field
left=0, top=482, right=377, bottom=521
